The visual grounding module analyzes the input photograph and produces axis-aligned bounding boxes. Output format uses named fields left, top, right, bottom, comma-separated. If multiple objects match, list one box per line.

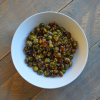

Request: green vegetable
left=53, top=31, right=57, bottom=35
left=69, top=54, right=74, bottom=60
left=25, top=57, right=28, bottom=63
left=45, top=25, right=51, bottom=30
left=42, top=28, right=47, bottom=34
left=33, top=38, right=38, bottom=44
left=44, top=71, right=50, bottom=76
left=55, top=53, right=61, bottom=58
left=49, top=41, right=54, bottom=48
left=24, top=22, right=78, bottom=77
left=28, top=62, right=33, bottom=67
left=54, top=47, right=59, bottom=53
left=45, top=58, right=50, bottom=63
left=30, top=31, right=35, bottom=35
left=26, top=41, right=32, bottom=47
left=60, top=27, right=65, bottom=33
left=29, top=35, right=36, bottom=40
left=48, top=35, right=52, bottom=40
left=33, top=66, right=38, bottom=72
left=69, top=61, right=73, bottom=67
left=40, top=53, right=44, bottom=58
left=36, top=26, right=40, bottom=33
left=44, top=34, right=48, bottom=38
left=64, top=58, right=70, bottom=64
left=38, top=70, right=43, bottom=75
left=28, top=56, right=33, bottom=61
left=53, top=70, right=58, bottom=74
left=71, top=49, right=76, bottom=53
left=65, top=51, right=71, bottom=56
left=39, top=23, right=44, bottom=28
left=50, top=65, right=57, bottom=70
left=73, top=41, right=77, bottom=47
left=53, top=35, right=59, bottom=42
left=64, top=64, right=69, bottom=70
left=62, top=70, right=66, bottom=74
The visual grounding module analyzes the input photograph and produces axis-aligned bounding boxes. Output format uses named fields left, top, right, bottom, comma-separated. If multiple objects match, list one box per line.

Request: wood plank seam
left=1, top=0, right=100, bottom=99
left=72, top=41, right=100, bottom=100
left=0, top=72, right=17, bottom=88
left=0, top=50, right=11, bottom=61
left=1, top=39, right=100, bottom=61
left=89, top=40, right=100, bottom=50
left=0, top=0, right=73, bottom=61
left=96, top=97, right=100, bottom=100
left=57, top=0, right=73, bottom=12
left=0, top=0, right=7, bottom=5
left=1, top=1, right=100, bottom=99
left=29, top=40, right=100, bottom=100
left=0, top=0, right=24, bottom=19
left=27, top=1, right=77, bottom=100
left=31, top=89, right=44, bottom=100
left=81, top=84, right=100, bottom=100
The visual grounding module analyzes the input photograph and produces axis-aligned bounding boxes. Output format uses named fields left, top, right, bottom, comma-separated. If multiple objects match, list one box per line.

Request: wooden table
left=0, top=0, right=100, bottom=100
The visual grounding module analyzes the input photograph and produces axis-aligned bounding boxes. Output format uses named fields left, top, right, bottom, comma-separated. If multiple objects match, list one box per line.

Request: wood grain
left=0, top=72, right=42, bottom=100
left=0, top=53, right=43, bottom=100
left=0, top=0, right=73, bottom=99
left=61, top=0, right=100, bottom=48
left=82, top=84, right=100, bottom=100
left=31, top=41, right=100, bottom=100
left=0, top=53, right=17, bottom=87
left=0, top=0, right=100, bottom=100
left=0, top=0, right=71, bottom=60
left=0, top=0, right=7, bottom=5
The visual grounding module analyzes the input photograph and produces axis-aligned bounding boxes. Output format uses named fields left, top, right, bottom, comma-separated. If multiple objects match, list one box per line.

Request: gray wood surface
left=0, top=0, right=100, bottom=100
left=0, top=53, right=16, bottom=86
left=0, top=0, right=72, bottom=60
left=31, top=41, right=100, bottom=100
left=61, top=0, right=100, bottom=48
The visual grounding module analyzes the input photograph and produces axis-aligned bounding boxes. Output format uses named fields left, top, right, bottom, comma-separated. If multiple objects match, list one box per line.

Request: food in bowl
left=11, top=11, right=88, bottom=88
left=24, top=22, right=78, bottom=77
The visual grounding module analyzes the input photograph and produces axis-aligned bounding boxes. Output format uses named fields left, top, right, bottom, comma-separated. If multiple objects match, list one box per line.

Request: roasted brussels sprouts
left=24, top=22, right=78, bottom=77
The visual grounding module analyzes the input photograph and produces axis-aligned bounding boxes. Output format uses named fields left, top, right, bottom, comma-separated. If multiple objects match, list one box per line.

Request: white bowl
left=11, top=11, right=88, bottom=89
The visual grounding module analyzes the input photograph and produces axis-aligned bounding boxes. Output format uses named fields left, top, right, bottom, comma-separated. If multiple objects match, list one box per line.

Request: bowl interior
left=11, top=12, right=88, bottom=89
